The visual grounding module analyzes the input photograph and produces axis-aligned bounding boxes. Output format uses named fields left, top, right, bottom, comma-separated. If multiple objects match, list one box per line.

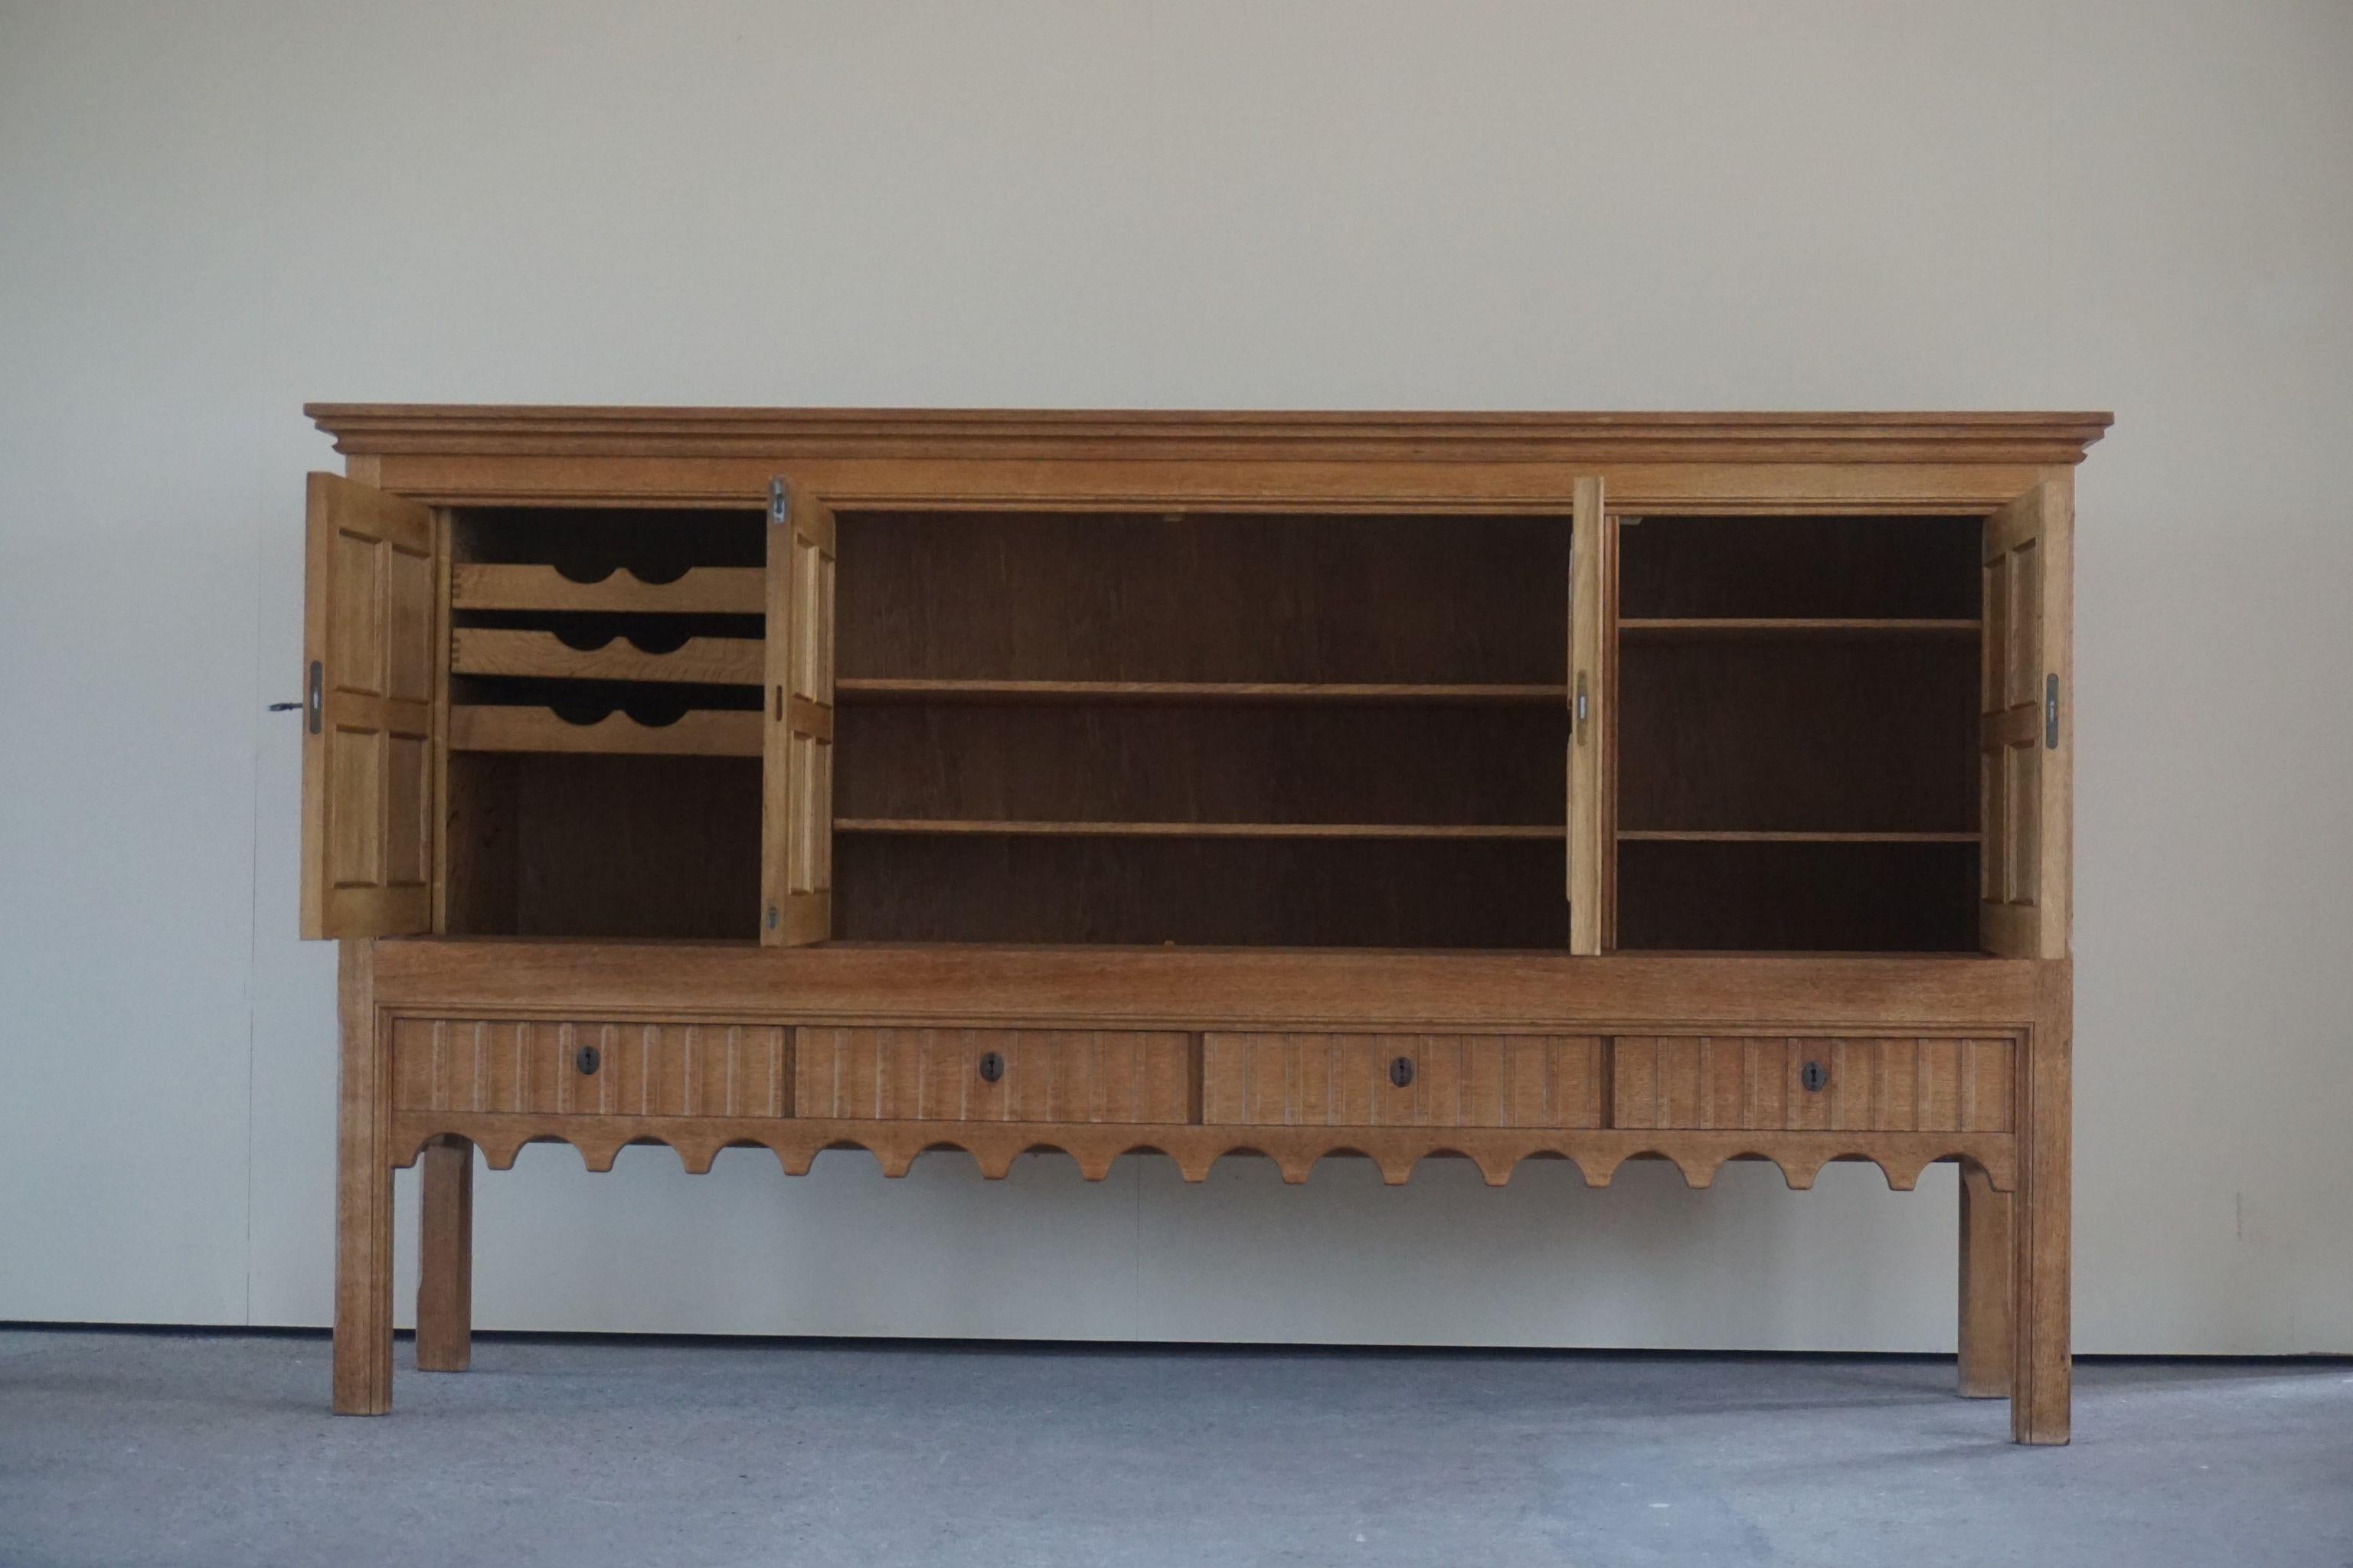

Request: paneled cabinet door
left=1567, top=475, right=1613, bottom=954
left=299, top=472, right=438, bottom=939
left=1980, top=480, right=2072, bottom=958
left=762, top=479, right=837, bottom=946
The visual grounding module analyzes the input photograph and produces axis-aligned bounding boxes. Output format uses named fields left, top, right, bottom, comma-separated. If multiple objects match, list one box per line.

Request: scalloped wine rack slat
left=450, top=628, right=761, bottom=685
left=451, top=564, right=764, bottom=615
left=448, top=706, right=761, bottom=757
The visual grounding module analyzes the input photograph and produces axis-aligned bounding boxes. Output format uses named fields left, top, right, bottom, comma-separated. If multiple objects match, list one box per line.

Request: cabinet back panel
left=1617, top=636, right=1977, bottom=833
left=445, top=754, right=760, bottom=939
left=835, top=835, right=1567, bottom=949
left=1615, top=839, right=1978, bottom=952
left=835, top=703, right=1566, bottom=827
left=452, top=507, right=765, bottom=573
left=1619, top=515, right=1980, bottom=619
left=836, top=511, right=1569, bottom=684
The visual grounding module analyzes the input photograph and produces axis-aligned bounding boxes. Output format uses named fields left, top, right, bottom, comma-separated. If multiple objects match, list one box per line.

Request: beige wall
left=2, top=0, right=2348, bottom=1351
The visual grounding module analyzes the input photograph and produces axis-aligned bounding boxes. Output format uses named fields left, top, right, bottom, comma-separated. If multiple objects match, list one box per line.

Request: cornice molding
left=306, top=405, right=2112, bottom=466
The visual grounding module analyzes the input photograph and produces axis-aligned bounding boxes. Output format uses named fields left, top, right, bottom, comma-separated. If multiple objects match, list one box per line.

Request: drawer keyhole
left=1388, top=1056, right=1416, bottom=1089
left=576, top=1046, right=601, bottom=1076
left=977, top=1050, right=1006, bottom=1085
left=1800, top=1060, right=1829, bottom=1093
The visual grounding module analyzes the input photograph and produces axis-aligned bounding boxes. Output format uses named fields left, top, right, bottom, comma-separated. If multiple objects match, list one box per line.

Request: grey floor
left=2, top=1330, right=2347, bottom=1568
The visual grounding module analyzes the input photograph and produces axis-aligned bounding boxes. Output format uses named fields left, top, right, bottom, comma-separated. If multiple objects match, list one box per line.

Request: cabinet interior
left=831, top=510, right=1570, bottom=947
left=431, top=504, right=2000, bottom=955
left=442, top=507, right=766, bottom=939
left=1612, top=514, right=1984, bottom=952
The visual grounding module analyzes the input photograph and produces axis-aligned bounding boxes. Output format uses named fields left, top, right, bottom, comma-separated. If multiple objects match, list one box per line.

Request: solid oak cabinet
left=300, top=406, right=2103, bottom=1442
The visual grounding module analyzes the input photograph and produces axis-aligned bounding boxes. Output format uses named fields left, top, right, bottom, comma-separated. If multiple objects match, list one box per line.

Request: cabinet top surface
left=306, top=405, right=2111, bottom=465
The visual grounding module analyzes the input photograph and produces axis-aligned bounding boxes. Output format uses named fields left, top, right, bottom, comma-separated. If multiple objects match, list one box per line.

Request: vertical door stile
left=1979, top=479, right=2072, bottom=959
left=763, top=478, right=838, bottom=946
left=1568, top=477, right=1610, bottom=954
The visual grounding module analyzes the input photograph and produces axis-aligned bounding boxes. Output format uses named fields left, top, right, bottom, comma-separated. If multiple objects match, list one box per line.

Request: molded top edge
left=305, top=404, right=2111, bottom=463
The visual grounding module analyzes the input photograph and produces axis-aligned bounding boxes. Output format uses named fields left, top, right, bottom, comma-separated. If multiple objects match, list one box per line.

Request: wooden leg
left=332, top=939, right=394, bottom=1416
left=2010, top=962, right=2073, bottom=1444
left=1957, top=1161, right=2011, bottom=1397
left=416, top=1136, right=475, bottom=1372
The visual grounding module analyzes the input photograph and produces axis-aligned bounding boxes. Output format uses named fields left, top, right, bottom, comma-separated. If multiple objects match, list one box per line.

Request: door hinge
left=306, top=660, right=322, bottom=734
left=768, top=476, right=788, bottom=525
left=766, top=903, right=779, bottom=932
left=2044, top=673, right=2060, bottom=750
left=1574, top=672, right=1590, bottom=743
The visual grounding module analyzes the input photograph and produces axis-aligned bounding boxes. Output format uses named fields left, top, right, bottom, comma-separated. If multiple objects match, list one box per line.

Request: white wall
left=3, top=0, right=2348, bottom=1354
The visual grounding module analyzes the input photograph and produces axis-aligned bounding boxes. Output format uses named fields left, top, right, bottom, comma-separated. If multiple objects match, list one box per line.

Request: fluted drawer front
left=1201, top=1033, right=1605, bottom=1129
left=794, top=1027, right=1192, bottom=1124
left=1610, top=1036, right=2014, bottom=1132
left=390, top=1018, right=790, bottom=1118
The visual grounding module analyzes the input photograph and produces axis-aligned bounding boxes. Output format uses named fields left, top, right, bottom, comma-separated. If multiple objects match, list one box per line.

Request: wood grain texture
left=1201, top=1034, right=1603, bottom=1129
left=387, top=1109, right=2015, bottom=1192
left=796, top=1027, right=1190, bottom=1124
left=1980, top=481, right=2072, bottom=959
left=450, top=627, right=760, bottom=686
left=449, top=705, right=760, bottom=757
left=837, top=678, right=1566, bottom=705
left=302, top=474, right=436, bottom=939
left=1609, top=1036, right=2012, bottom=1132
left=371, top=942, right=2043, bottom=1031
left=332, top=939, right=392, bottom=1414
left=1959, top=1160, right=2011, bottom=1398
left=2011, top=961, right=2073, bottom=1442
left=392, top=1018, right=790, bottom=1119
left=763, top=482, right=835, bottom=946
left=1569, top=478, right=1610, bottom=953
left=415, top=1137, right=472, bottom=1373
left=452, top=563, right=762, bottom=614
left=309, top=406, right=2113, bottom=468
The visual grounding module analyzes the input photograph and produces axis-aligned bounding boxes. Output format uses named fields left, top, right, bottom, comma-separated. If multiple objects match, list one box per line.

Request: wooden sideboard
left=299, top=406, right=2103, bottom=1442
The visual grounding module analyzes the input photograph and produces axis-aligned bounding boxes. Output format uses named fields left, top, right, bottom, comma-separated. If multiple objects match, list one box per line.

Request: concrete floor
left=2, top=1330, right=2347, bottom=1567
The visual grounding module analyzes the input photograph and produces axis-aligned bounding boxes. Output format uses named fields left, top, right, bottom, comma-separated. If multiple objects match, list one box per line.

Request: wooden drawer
left=1201, top=1033, right=1605, bottom=1128
left=391, top=1018, right=790, bottom=1118
left=1610, top=1036, right=2014, bottom=1132
left=795, top=1027, right=1191, bottom=1124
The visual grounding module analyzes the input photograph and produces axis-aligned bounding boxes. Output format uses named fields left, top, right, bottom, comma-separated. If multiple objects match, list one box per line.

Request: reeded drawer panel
left=1201, top=1033, right=1605, bottom=1129
left=796, top=1027, right=1192, bottom=1124
left=391, top=1018, right=790, bottom=1118
left=1610, top=1036, right=2013, bottom=1132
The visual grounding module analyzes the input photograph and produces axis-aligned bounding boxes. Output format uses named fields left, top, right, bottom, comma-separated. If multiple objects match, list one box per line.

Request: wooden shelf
left=452, top=564, right=763, bottom=616
left=835, top=818, right=1562, bottom=841
left=835, top=678, right=1567, bottom=706
left=1617, top=618, right=1981, bottom=637
left=451, top=628, right=761, bottom=685
left=449, top=706, right=760, bottom=758
left=1617, top=830, right=1980, bottom=844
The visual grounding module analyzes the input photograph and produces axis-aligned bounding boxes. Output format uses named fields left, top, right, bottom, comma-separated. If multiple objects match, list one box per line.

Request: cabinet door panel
left=1568, top=476, right=1612, bottom=953
left=1979, top=481, right=2070, bottom=957
left=763, top=482, right=837, bottom=945
left=301, top=472, right=437, bottom=938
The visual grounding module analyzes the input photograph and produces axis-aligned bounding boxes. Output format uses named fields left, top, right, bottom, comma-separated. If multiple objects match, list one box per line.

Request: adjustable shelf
left=835, top=678, right=1566, bottom=706
left=450, top=628, right=761, bottom=686
left=449, top=706, right=761, bottom=758
left=451, top=564, right=763, bottom=616
left=1617, top=830, right=1980, bottom=844
left=835, top=818, right=1560, bottom=841
left=1617, top=618, right=1980, bottom=638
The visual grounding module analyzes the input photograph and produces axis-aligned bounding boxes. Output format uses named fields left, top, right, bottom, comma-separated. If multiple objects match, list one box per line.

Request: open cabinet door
left=1980, top=479, right=2072, bottom=958
left=763, top=479, right=836, bottom=946
left=299, top=472, right=437, bottom=939
left=1568, top=476, right=1613, bottom=954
